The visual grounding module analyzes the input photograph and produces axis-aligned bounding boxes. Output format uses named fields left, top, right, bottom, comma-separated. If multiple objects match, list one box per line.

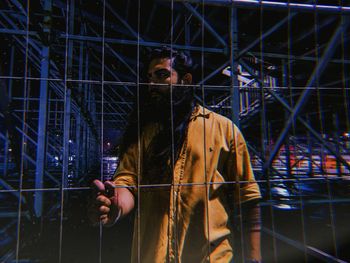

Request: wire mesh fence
left=0, top=0, right=349, bottom=262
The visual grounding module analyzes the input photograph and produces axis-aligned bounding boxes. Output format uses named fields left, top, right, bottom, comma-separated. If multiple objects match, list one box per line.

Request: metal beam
left=81, top=52, right=89, bottom=175
left=88, top=27, right=137, bottom=77
left=239, top=59, right=350, bottom=172
left=199, top=61, right=229, bottom=85
left=59, top=33, right=225, bottom=53
left=0, top=10, right=121, bottom=138
left=237, top=12, right=297, bottom=60
left=342, top=16, right=350, bottom=132
left=236, top=0, right=317, bottom=60
left=166, top=12, right=182, bottom=43
left=186, top=7, right=219, bottom=46
left=23, top=153, right=59, bottom=185
left=0, top=177, right=26, bottom=203
left=87, top=51, right=134, bottom=112
left=75, top=32, right=84, bottom=178
left=5, top=29, right=99, bottom=142
left=145, top=4, right=157, bottom=35
left=34, top=46, right=50, bottom=217
left=8, top=110, right=62, bottom=160
left=183, top=3, right=227, bottom=48
left=62, top=0, right=74, bottom=189
left=279, top=16, right=335, bottom=51
left=249, top=51, right=350, bottom=65
left=34, top=0, right=52, bottom=218
left=8, top=0, right=27, bottom=16
left=263, top=227, right=348, bottom=263
left=264, top=19, right=349, bottom=170
left=62, top=88, right=71, bottom=188
left=230, top=7, right=240, bottom=126
left=171, top=0, right=350, bottom=14
left=50, top=44, right=132, bottom=118
left=0, top=28, right=33, bottom=35
left=105, top=1, right=141, bottom=40
left=2, top=46, right=15, bottom=178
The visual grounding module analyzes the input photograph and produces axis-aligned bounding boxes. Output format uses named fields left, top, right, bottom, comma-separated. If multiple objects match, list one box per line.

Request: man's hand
left=89, top=180, right=121, bottom=226
left=88, top=179, right=135, bottom=227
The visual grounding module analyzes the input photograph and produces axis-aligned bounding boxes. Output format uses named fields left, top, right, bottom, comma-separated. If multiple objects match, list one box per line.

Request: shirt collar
left=190, top=104, right=212, bottom=121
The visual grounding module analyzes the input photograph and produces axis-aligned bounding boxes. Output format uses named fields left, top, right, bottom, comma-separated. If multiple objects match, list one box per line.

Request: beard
left=140, top=83, right=194, bottom=184
left=119, top=83, right=195, bottom=185
left=143, top=84, right=194, bottom=125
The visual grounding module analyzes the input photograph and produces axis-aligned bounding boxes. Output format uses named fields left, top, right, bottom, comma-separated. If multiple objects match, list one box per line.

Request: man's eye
left=154, top=69, right=171, bottom=79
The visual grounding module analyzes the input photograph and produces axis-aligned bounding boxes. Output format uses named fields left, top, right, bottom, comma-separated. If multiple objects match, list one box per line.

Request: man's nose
left=148, top=77, right=161, bottom=84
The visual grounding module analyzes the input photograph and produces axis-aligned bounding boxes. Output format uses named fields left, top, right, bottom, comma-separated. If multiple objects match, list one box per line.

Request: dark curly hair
left=141, top=46, right=193, bottom=80
left=119, top=46, right=195, bottom=185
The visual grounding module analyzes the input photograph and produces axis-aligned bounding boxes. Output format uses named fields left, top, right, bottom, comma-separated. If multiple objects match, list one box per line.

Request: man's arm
left=228, top=124, right=262, bottom=262
left=89, top=180, right=135, bottom=226
left=241, top=200, right=261, bottom=262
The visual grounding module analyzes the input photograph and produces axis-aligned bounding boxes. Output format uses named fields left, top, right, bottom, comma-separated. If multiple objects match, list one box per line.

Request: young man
left=91, top=47, right=262, bottom=263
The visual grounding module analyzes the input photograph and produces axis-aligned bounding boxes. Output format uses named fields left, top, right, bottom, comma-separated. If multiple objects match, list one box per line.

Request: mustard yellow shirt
left=113, top=105, right=261, bottom=263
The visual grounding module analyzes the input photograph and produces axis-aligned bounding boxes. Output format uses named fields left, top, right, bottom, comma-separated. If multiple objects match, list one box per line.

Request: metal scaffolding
left=0, top=0, right=349, bottom=262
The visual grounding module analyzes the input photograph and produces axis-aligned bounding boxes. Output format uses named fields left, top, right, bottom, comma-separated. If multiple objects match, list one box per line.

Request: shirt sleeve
left=227, top=123, right=261, bottom=204
left=113, top=142, right=139, bottom=196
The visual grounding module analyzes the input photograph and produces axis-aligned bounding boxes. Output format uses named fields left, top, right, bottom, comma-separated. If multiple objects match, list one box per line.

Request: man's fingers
left=89, top=180, right=120, bottom=226
left=95, top=195, right=111, bottom=206
left=99, top=205, right=110, bottom=214
left=92, top=179, right=105, bottom=194
left=100, top=214, right=109, bottom=225
left=104, top=181, right=120, bottom=224
left=104, top=181, right=116, bottom=198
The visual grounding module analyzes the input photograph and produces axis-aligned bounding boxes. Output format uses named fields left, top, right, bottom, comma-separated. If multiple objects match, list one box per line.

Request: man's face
left=147, top=57, right=179, bottom=100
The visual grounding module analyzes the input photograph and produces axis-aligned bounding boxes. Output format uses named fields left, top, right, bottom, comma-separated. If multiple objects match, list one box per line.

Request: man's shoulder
left=194, top=104, right=235, bottom=126
left=191, top=105, right=243, bottom=140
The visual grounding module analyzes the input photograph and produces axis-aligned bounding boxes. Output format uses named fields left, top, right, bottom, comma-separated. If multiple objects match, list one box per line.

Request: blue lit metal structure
left=0, top=0, right=349, bottom=262
left=264, top=17, right=350, bottom=171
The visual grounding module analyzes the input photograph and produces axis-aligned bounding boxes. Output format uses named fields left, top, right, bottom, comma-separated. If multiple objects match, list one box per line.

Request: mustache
left=147, top=84, right=192, bottom=100
left=138, top=85, right=194, bottom=122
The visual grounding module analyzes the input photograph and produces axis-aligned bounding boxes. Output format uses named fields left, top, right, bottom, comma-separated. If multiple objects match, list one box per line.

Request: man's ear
left=181, top=73, right=192, bottom=84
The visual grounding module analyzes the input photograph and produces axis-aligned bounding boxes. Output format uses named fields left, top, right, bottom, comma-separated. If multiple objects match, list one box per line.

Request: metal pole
left=230, top=7, right=240, bottom=126
left=75, top=29, right=84, bottom=180
left=62, top=0, right=75, bottom=188
left=81, top=51, right=89, bottom=175
left=284, top=111, right=291, bottom=177
left=3, top=46, right=15, bottom=178
left=333, top=113, right=341, bottom=177
left=34, top=0, right=52, bottom=217
left=306, top=114, right=313, bottom=176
